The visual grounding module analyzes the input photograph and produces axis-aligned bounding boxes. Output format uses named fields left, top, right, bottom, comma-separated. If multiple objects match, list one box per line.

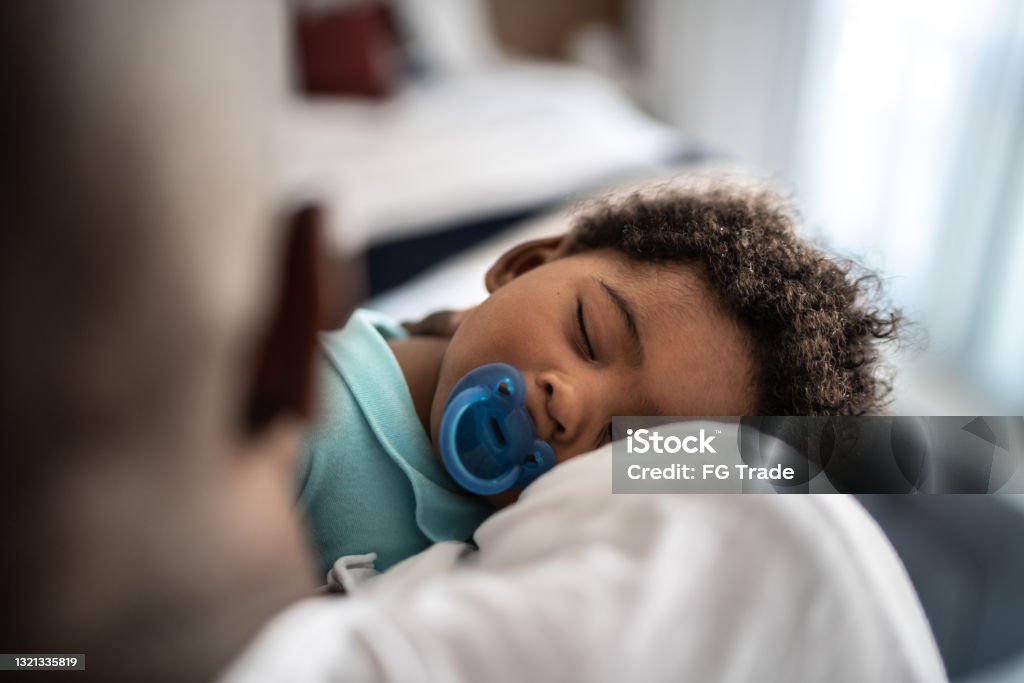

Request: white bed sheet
left=282, top=61, right=685, bottom=253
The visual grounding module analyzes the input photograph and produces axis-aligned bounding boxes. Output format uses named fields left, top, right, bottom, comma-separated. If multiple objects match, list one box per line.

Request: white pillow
left=390, top=0, right=501, bottom=76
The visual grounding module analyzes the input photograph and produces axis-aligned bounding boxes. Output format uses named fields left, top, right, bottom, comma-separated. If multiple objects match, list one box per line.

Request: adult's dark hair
left=569, top=179, right=901, bottom=416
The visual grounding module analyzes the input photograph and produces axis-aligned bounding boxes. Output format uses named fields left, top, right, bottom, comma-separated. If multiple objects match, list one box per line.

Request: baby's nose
left=536, top=371, right=583, bottom=444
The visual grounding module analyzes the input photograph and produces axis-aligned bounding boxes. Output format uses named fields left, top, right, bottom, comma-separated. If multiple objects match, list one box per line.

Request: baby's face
left=429, top=245, right=757, bottom=487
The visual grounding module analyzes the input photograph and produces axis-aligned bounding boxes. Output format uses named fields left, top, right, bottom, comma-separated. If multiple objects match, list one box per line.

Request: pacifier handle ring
left=439, top=386, right=522, bottom=495
left=511, top=439, right=557, bottom=489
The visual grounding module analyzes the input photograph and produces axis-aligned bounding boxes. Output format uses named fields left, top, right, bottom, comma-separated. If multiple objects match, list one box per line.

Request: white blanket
left=220, top=442, right=946, bottom=682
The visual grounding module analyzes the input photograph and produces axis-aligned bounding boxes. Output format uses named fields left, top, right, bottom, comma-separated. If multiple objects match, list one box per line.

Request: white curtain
left=635, top=0, right=1024, bottom=411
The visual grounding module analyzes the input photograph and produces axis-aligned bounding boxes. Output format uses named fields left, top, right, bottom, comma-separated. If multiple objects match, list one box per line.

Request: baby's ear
left=485, top=235, right=573, bottom=292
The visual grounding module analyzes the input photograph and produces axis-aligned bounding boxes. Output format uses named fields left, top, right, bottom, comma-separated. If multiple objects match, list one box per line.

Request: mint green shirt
left=297, top=309, right=492, bottom=575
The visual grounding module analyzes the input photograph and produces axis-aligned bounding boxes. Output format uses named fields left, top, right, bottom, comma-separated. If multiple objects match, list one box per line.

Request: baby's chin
left=484, top=489, right=522, bottom=508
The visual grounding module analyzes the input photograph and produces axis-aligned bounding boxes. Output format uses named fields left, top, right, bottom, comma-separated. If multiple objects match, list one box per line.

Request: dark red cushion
left=294, top=3, right=400, bottom=98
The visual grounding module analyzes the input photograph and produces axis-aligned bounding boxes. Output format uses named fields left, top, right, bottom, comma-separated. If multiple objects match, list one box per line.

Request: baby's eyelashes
left=575, top=297, right=597, bottom=362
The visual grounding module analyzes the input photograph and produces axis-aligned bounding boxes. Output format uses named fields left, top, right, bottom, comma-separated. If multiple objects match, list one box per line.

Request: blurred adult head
left=0, top=3, right=331, bottom=680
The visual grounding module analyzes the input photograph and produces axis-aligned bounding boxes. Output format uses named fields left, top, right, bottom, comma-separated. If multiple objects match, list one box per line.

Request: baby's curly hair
left=568, top=178, right=901, bottom=415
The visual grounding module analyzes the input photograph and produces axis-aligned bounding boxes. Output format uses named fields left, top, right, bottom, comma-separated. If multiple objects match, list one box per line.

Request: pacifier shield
left=439, top=363, right=556, bottom=495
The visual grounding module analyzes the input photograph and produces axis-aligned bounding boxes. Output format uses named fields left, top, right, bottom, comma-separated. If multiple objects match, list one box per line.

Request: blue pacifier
left=440, top=363, right=556, bottom=495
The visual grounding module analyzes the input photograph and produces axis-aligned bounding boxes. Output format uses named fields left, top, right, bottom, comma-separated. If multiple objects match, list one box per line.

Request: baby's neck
left=388, top=336, right=448, bottom=437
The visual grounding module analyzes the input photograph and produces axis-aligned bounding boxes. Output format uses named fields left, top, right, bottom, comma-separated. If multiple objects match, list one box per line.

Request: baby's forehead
left=593, top=257, right=756, bottom=411
left=552, top=248, right=736, bottom=335
left=593, top=254, right=717, bottom=320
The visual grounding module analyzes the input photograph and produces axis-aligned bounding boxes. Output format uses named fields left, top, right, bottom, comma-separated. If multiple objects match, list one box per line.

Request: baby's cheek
left=556, top=443, right=591, bottom=464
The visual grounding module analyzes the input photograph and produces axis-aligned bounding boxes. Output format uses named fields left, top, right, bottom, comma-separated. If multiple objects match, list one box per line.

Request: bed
left=283, top=1, right=693, bottom=293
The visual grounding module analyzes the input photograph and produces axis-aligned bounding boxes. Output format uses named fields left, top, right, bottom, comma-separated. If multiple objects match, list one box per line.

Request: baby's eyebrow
left=599, top=279, right=643, bottom=366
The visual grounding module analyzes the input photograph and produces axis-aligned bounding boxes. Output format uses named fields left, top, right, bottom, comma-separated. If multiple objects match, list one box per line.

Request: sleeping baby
left=297, top=177, right=901, bottom=575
